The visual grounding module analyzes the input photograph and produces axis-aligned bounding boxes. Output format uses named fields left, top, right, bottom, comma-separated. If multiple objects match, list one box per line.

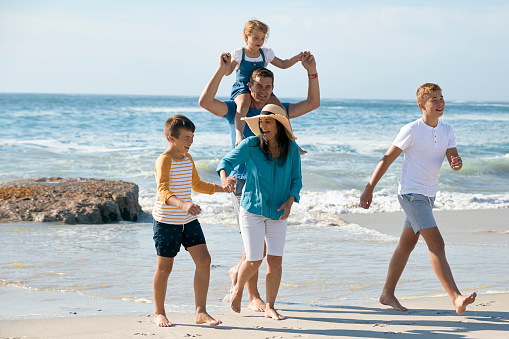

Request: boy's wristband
left=308, top=73, right=318, bottom=79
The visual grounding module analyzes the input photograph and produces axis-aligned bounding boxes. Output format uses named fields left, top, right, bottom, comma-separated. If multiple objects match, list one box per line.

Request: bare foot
left=379, top=294, right=408, bottom=311
left=154, top=313, right=172, bottom=327
left=195, top=311, right=222, bottom=326
left=265, top=307, right=285, bottom=320
left=228, top=266, right=238, bottom=294
left=230, top=287, right=242, bottom=313
left=299, top=146, right=307, bottom=155
left=248, top=297, right=266, bottom=312
left=454, top=292, right=477, bottom=314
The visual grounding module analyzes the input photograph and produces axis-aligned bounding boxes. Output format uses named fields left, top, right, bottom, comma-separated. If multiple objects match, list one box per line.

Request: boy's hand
left=450, top=156, right=462, bottom=171
left=181, top=201, right=202, bottom=215
left=360, top=187, right=373, bottom=209
left=221, top=176, right=236, bottom=193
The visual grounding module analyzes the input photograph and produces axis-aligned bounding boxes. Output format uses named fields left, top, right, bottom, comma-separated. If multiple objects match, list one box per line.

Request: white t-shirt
left=231, top=47, right=276, bottom=71
left=393, top=118, right=456, bottom=197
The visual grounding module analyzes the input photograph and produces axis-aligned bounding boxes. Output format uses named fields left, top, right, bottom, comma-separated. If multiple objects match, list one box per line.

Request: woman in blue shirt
left=217, top=104, right=302, bottom=320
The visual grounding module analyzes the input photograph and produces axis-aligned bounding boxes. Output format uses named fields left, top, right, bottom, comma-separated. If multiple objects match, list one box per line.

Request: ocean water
left=1, top=93, right=508, bottom=319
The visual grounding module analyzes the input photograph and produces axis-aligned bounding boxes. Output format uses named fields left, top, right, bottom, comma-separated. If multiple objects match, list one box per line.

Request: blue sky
left=1, top=0, right=508, bottom=101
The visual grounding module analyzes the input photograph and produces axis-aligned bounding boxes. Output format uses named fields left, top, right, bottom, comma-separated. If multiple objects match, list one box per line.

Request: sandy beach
left=2, top=293, right=508, bottom=338
left=2, top=208, right=508, bottom=338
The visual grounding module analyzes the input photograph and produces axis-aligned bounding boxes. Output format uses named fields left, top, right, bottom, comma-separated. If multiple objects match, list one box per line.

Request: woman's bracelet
left=308, top=73, right=318, bottom=79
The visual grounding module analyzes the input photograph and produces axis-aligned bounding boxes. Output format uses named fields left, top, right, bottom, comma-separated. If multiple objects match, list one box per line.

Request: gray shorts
left=231, top=178, right=246, bottom=231
left=398, top=193, right=437, bottom=234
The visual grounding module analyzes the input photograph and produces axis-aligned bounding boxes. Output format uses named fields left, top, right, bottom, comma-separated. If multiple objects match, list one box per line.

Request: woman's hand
left=221, top=176, right=236, bottom=193
left=278, top=196, right=295, bottom=219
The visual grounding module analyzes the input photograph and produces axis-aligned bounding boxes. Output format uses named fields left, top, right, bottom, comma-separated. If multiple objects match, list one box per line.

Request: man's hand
left=301, top=52, right=316, bottom=73
left=220, top=53, right=232, bottom=73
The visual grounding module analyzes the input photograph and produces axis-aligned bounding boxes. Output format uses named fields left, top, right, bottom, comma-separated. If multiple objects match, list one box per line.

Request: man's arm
left=287, top=52, right=320, bottom=119
left=198, top=53, right=230, bottom=117
left=360, top=145, right=403, bottom=209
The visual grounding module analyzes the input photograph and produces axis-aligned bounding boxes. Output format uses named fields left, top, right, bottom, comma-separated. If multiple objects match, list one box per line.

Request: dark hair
left=258, top=119, right=290, bottom=166
left=250, top=68, right=274, bottom=85
left=164, top=114, right=195, bottom=140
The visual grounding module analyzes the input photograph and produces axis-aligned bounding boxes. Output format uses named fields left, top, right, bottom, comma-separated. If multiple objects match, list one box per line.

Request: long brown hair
left=258, top=119, right=290, bottom=166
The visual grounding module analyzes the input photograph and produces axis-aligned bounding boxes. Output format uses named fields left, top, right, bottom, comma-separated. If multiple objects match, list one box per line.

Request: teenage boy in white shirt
left=360, top=83, right=477, bottom=314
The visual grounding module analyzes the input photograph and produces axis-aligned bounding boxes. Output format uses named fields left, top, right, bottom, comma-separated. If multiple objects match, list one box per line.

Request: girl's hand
left=278, top=197, right=295, bottom=219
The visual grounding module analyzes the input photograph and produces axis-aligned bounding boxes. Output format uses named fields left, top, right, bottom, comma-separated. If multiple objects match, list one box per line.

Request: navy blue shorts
left=153, top=219, right=206, bottom=258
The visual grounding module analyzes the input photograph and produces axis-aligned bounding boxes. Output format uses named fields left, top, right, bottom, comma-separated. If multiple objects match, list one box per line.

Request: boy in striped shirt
left=152, top=114, right=235, bottom=327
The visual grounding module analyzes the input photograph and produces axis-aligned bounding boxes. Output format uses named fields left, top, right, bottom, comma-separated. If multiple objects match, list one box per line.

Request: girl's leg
left=153, top=256, right=174, bottom=327
left=380, top=227, right=419, bottom=311
left=234, top=93, right=252, bottom=146
left=187, top=244, right=222, bottom=326
left=265, top=254, right=285, bottom=320
left=419, top=227, right=476, bottom=314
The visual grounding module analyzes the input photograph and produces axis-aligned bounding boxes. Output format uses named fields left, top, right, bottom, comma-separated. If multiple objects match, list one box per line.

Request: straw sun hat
left=241, top=104, right=297, bottom=140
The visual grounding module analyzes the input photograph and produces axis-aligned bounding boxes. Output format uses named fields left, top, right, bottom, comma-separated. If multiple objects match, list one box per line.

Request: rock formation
left=0, top=177, right=142, bottom=224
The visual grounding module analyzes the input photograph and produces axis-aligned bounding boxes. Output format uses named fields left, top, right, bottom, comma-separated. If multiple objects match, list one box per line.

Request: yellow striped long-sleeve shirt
left=152, top=153, right=215, bottom=224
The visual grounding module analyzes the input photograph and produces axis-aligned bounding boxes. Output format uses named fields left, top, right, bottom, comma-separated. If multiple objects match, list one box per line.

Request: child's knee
left=427, top=238, right=445, bottom=254
left=399, top=239, right=417, bottom=253
left=195, top=253, right=212, bottom=269
left=156, top=265, right=173, bottom=277
left=235, top=94, right=250, bottom=110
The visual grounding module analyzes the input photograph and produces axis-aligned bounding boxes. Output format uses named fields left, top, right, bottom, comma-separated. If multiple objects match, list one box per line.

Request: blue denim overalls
left=230, top=48, right=266, bottom=100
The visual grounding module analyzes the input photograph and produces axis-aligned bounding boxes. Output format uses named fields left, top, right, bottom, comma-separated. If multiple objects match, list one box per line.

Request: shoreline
left=1, top=208, right=507, bottom=338
left=341, top=208, right=509, bottom=245
left=2, top=292, right=508, bottom=338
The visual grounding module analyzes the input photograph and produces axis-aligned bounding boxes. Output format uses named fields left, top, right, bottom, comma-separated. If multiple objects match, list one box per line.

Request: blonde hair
left=416, top=83, right=442, bottom=105
left=243, top=20, right=269, bottom=42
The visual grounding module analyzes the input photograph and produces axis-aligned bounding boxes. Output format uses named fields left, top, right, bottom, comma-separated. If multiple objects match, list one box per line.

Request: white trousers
left=239, top=207, right=287, bottom=261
